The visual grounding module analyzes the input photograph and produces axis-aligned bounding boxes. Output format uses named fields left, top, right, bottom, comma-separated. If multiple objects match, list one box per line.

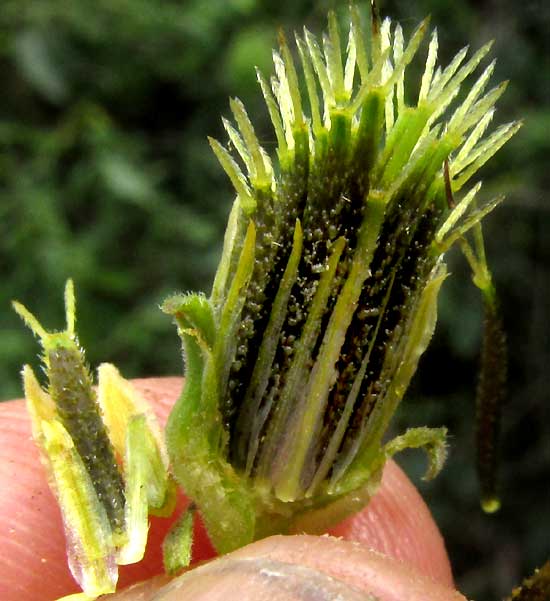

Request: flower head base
left=164, top=5, right=519, bottom=552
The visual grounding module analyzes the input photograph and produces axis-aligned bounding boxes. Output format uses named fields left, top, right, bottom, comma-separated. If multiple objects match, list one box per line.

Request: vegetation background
left=1, top=0, right=548, bottom=598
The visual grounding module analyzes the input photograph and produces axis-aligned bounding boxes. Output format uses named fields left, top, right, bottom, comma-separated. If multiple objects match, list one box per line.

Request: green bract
left=163, top=6, right=519, bottom=554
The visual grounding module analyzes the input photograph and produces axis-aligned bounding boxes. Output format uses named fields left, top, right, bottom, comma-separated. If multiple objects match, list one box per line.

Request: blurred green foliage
left=1, top=1, right=548, bottom=600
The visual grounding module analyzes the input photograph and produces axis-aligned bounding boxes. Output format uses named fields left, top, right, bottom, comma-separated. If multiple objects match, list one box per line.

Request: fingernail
left=151, top=556, right=373, bottom=600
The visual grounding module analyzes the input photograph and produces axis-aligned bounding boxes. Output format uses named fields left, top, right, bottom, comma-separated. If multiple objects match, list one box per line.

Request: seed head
left=164, top=5, right=520, bottom=552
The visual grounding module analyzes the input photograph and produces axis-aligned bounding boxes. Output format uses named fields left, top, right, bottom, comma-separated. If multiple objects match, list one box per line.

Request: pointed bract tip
left=420, top=15, right=431, bottom=31
left=277, top=27, right=288, bottom=49
left=12, top=300, right=48, bottom=340
left=370, top=0, right=380, bottom=35
left=64, top=278, right=76, bottom=337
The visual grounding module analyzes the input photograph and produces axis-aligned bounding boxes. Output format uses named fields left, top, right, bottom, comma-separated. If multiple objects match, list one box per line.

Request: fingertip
left=329, top=459, right=454, bottom=587
left=122, top=535, right=465, bottom=601
left=229, top=535, right=465, bottom=601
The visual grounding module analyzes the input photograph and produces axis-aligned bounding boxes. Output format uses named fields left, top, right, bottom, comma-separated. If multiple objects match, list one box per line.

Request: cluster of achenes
left=14, top=5, right=519, bottom=599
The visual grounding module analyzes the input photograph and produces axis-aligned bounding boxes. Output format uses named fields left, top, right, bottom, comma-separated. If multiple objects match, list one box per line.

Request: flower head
left=163, top=5, right=520, bottom=553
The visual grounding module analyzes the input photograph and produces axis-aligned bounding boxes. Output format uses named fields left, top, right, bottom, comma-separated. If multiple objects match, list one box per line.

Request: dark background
left=1, top=1, right=548, bottom=598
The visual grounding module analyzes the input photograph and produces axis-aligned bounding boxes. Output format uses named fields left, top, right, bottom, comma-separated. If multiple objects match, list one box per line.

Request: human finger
left=112, top=534, right=465, bottom=601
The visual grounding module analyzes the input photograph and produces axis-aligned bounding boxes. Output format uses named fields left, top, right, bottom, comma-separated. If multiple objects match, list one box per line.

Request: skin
left=0, top=378, right=466, bottom=601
